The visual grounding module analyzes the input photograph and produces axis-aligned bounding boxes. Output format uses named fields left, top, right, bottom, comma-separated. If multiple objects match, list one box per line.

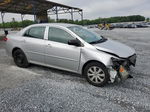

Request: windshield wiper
left=90, top=38, right=107, bottom=44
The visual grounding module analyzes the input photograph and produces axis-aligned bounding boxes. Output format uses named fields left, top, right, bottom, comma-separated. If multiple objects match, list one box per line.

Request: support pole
left=81, top=11, right=83, bottom=26
left=21, top=14, right=25, bottom=22
left=21, top=14, right=25, bottom=27
left=32, top=4, right=36, bottom=23
left=79, top=10, right=83, bottom=26
left=56, top=6, right=58, bottom=22
left=71, top=9, right=74, bottom=21
left=1, top=12, right=5, bottom=32
left=34, top=15, right=36, bottom=22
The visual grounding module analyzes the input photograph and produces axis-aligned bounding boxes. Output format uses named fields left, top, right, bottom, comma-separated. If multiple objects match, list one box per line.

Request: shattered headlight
left=111, top=54, right=137, bottom=71
left=111, top=58, right=124, bottom=68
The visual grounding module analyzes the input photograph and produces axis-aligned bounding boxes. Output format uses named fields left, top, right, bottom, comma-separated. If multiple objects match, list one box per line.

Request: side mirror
left=68, top=39, right=81, bottom=47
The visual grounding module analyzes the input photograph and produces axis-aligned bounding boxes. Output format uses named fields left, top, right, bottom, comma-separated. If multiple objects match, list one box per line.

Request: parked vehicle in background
left=135, top=23, right=148, bottom=28
left=87, top=25, right=98, bottom=29
left=146, top=22, right=150, bottom=27
left=98, top=23, right=114, bottom=30
left=124, top=23, right=137, bottom=28
left=113, top=23, right=124, bottom=28
left=4, top=23, right=136, bottom=87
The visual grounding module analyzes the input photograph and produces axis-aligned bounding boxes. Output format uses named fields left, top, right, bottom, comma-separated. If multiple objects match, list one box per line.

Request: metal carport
left=0, top=0, right=83, bottom=31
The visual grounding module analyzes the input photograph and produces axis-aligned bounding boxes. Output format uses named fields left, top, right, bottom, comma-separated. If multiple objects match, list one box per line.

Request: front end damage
left=108, top=54, right=136, bottom=83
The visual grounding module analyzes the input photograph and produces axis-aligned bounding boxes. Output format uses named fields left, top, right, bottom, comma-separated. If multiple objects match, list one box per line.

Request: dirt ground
left=0, top=28, right=150, bottom=112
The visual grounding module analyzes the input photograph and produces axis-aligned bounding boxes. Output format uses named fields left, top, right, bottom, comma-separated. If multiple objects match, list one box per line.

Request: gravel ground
left=0, top=28, right=150, bottom=112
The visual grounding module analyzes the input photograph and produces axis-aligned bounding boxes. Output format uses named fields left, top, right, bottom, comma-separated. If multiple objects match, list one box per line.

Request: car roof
left=29, top=23, right=78, bottom=28
left=17, top=23, right=80, bottom=36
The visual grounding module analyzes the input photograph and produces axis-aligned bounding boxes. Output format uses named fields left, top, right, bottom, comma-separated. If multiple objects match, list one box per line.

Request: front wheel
left=84, top=62, right=109, bottom=87
left=13, top=49, right=29, bottom=68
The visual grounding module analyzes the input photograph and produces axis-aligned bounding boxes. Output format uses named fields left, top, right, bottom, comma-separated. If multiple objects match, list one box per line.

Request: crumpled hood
left=94, top=39, right=135, bottom=58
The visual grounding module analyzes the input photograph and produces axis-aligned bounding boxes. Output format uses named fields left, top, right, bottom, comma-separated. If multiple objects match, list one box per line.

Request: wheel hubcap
left=87, top=66, right=105, bottom=83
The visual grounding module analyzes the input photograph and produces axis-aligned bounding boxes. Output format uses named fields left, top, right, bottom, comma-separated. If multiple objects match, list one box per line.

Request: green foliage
left=21, top=20, right=35, bottom=27
left=0, top=36, right=4, bottom=40
left=51, top=15, right=145, bottom=25
left=0, top=15, right=146, bottom=28
left=146, top=18, right=150, bottom=22
left=0, top=20, right=35, bottom=28
left=48, top=18, right=55, bottom=23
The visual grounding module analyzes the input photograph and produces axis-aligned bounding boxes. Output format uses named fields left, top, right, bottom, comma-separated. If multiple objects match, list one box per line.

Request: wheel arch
left=82, top=60, right=107, bottom=76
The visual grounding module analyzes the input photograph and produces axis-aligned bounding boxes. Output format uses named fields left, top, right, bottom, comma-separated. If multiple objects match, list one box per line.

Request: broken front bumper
left=108, top=54, right=136, bottom=83
left=108, top=66, right=129, bottom=83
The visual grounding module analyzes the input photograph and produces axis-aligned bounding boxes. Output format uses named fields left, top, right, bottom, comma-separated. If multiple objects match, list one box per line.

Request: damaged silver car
left=5, top=23, right=136, bottom=87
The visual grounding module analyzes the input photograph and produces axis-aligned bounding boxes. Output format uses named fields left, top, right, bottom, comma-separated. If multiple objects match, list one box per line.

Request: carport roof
left=0, top=0, right=82, bottom=15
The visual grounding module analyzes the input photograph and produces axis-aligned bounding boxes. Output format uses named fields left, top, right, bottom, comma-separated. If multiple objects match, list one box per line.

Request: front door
left=45, top=27, right=81, bottom=72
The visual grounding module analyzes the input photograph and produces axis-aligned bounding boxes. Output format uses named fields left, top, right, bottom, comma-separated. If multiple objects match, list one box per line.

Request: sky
left=0, top=0, right=150, bottom=22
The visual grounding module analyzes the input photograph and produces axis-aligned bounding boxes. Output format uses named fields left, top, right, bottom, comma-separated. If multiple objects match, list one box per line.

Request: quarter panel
left=78, top=47, right=113, bottom=74
left=5, top=34, right=26, bottom=57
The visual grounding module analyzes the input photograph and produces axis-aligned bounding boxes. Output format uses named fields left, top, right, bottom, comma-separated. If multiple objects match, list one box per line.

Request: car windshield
left=68, top=26, right=106, bottom=44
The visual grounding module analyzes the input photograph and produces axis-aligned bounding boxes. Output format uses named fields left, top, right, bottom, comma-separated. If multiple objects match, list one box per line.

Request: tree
left=146, top=18, right=150, bottom=22
left=0, top=15, right=146, bottom=28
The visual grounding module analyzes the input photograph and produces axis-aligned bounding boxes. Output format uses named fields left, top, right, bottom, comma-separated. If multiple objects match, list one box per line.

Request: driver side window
left=48, top=27, right=74, bottom=44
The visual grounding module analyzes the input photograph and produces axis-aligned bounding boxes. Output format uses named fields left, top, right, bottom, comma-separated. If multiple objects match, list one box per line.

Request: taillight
left=3, top=37, right=8, bottom=41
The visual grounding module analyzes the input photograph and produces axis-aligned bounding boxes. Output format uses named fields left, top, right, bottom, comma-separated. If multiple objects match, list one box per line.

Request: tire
left=13, top=49, right=29, bottom=68
left=83, top=62, right=109, bottom=87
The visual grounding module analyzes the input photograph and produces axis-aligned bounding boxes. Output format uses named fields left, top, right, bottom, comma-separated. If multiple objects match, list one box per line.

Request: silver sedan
left=4, top=23, right=136, bottom=87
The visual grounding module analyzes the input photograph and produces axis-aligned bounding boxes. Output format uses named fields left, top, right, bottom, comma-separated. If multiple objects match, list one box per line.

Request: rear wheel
left=13, top=49, right=29, bottom=68
left=84, top=62, right=109, bottom=87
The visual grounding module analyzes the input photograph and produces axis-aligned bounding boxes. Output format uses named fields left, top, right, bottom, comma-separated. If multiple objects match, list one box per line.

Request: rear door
left=45, top=26, right=81, bottom=72
left=23, top=26, right=46, bottom=64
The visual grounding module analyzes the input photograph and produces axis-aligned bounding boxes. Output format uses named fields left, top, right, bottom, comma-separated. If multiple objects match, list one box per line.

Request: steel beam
left=0, top=12, right=5, bottom=32
left=21, top=14, right=25, bottom=22
left=31, top=3, right=37, bottom=22
left=71, top=8, right=73, bottom=21
left=81, top=11, right=83, bottom=25
left=56, top=6, right=58, bottom=21
left=21, top=14, right=25, bottom=27
left=48, top=10, right=81, bottom=15
left=48, top=7, right=83, bottom=24
left=78, top=11, right=84, bottom=25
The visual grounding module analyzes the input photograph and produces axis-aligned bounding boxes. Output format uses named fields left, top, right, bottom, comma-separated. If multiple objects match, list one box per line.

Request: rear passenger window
left=24, top=27, right=45, bottom=39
